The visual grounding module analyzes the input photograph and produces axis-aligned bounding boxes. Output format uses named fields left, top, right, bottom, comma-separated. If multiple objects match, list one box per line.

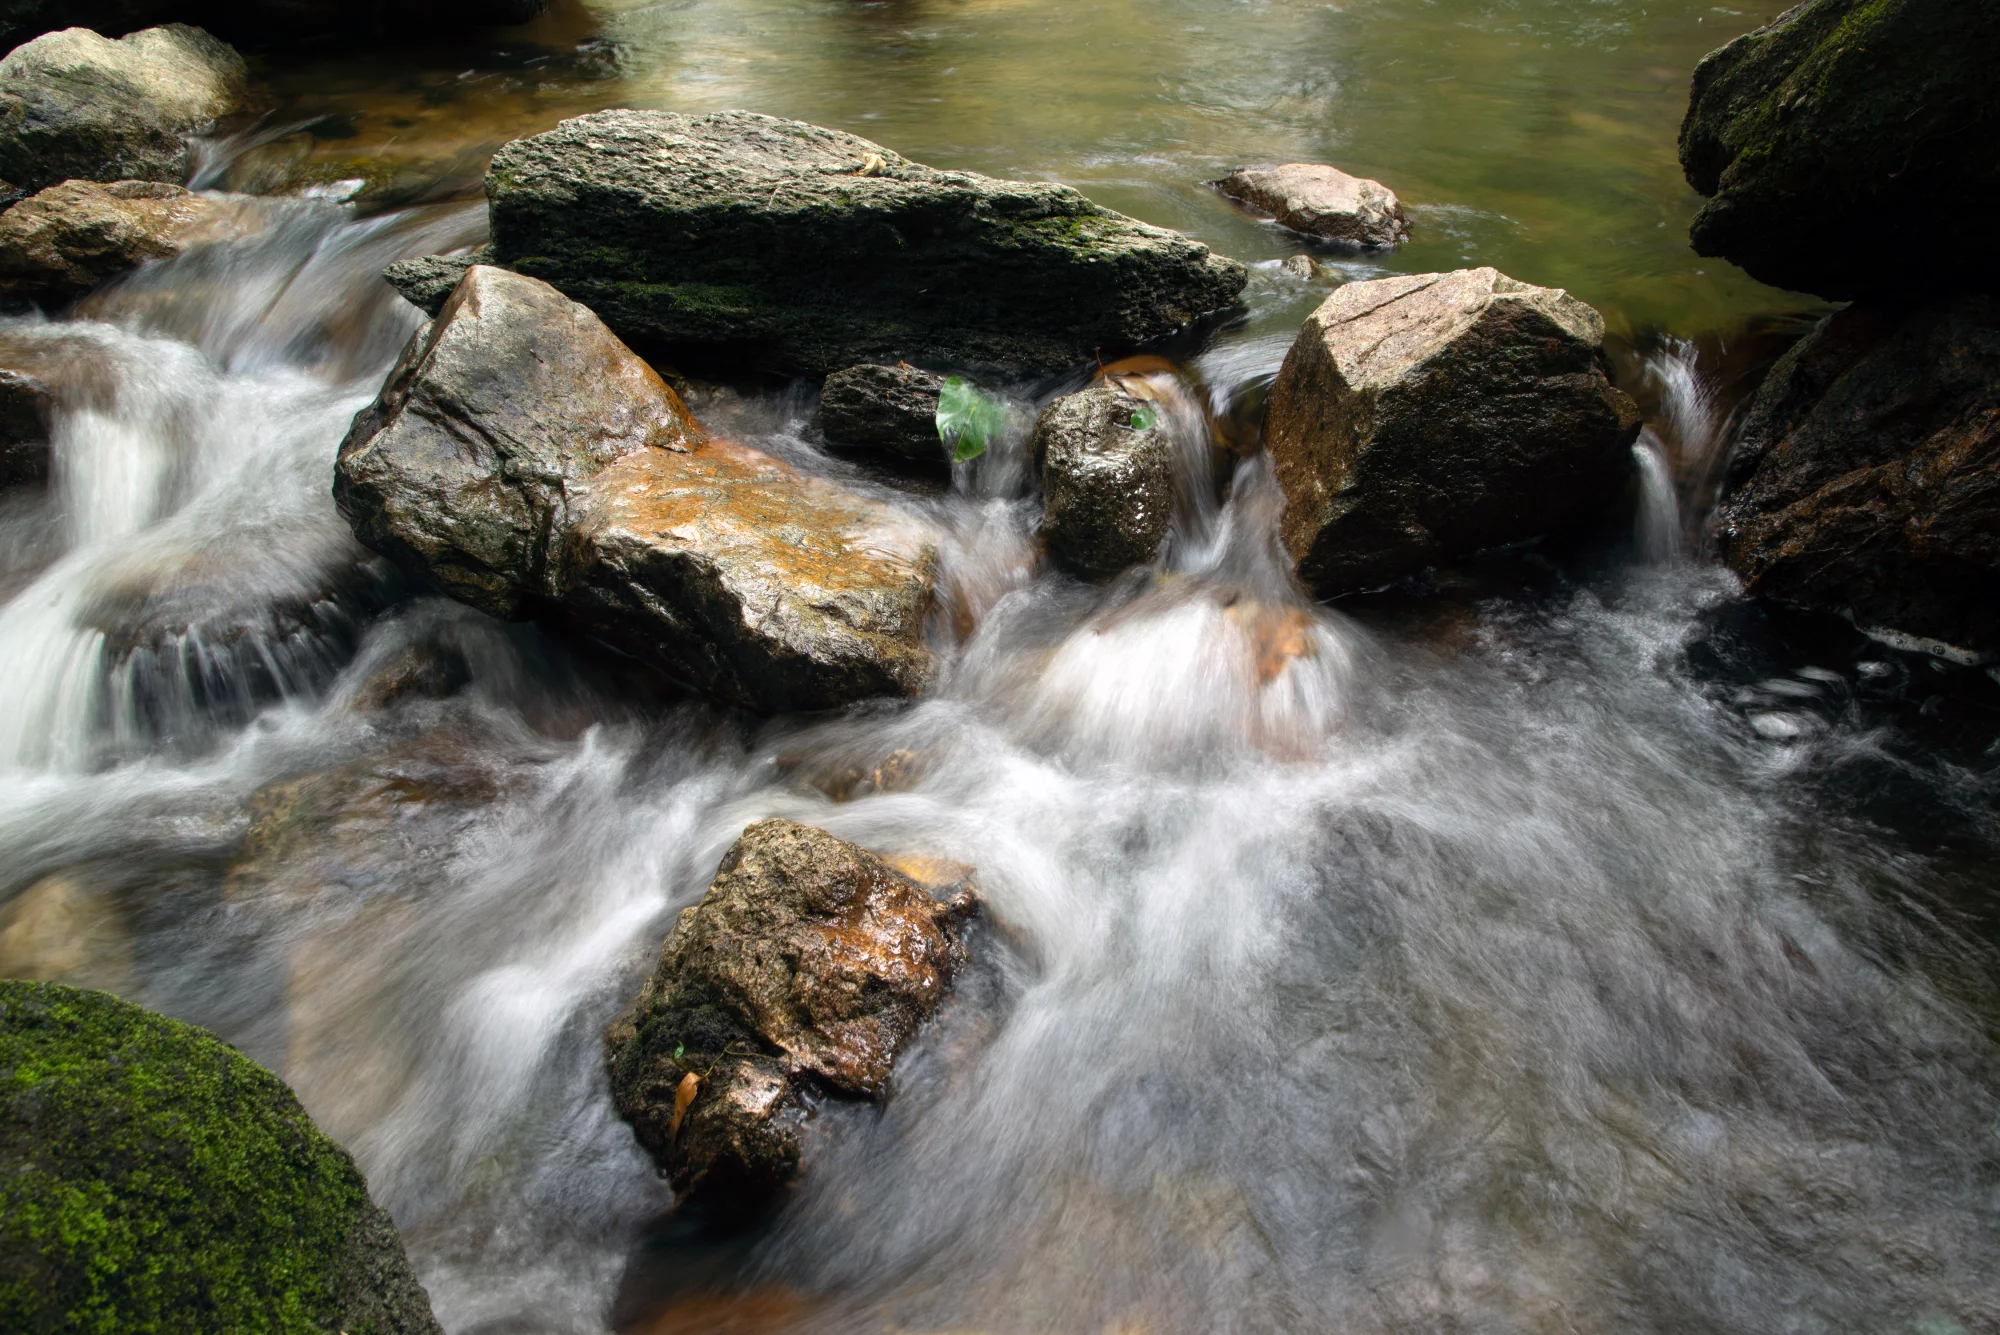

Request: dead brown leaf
left=669, top=1071, right=699, bottom=1144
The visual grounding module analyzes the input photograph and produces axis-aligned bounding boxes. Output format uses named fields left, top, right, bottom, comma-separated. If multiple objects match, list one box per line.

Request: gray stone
left=0, top=364, right=50, bottom=486
left=1265, top=267, right=1641, bottom=595
left=335, top=265, right=941, bottom=712
left=0, top=178, right=261, bottom=302
left=1032, top=381, right=1175, bottom=578
left=382, top=245, right=490, bottom=316
left=819, top=362, right=947, bottom=462
left=0, top=25, right=248, bottom=193
left=1217, top=163, right=1408, bottom=249
left=478, top=109, right=1248, bottom=375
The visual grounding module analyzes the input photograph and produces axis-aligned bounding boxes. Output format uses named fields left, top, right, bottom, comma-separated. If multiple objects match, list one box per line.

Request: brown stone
left=1217, top=163, right=1408, bottom=249
left=0, top=179, right=262, bottom=303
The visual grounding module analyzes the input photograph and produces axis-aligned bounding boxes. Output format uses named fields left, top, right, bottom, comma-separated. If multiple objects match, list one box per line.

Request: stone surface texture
left=0, top=980, right=442, bottom=1335
left=1265, top=267, right=1641, bottom=595
left=1719, top=295, right=2000, bottom=655
left=383, top=244, right=493, bottom=316
left=819, top=362, right=947, bottom=461
left=1679, top=0, right=2000, bottom=301
left=0, top=364, right=50, bottom=485
left=1032, top=381, right=1175, bottom=577
left=1216, top=163, right=1408, bottom=249
left=478, top=109, right=1247, bottom=375
left=335, top=265, right=940, bottom=712
left=0, top=178, right=258, bottom=301
left=605, top=818, right=976, bottom=1208
left=0, top=25, right=247, bottom=193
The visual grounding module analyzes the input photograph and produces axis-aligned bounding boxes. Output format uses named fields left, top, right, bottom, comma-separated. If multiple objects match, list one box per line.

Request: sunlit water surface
left=4, top=3, right=1999, bottom=1334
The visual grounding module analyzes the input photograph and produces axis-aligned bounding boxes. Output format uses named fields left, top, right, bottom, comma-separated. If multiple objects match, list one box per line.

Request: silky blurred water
left=2, top=3, right=1998, bottom=1334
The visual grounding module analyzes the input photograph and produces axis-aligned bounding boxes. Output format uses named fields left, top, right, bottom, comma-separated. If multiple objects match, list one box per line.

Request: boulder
left=0, top=364, right=50, bottom=485
left=0, top=980, right=442, bottom=1335
left=604, top=818, right=976, bottom=1209
left=1215, top=163, right=1408, bottom=249
left=1032, top=381, right=1175, bottom=577
left=0, top=179, right=259, bottom=302
left=1264, top=267, right=1641, bottom=595
left=0, top=2, right=170, bottom=52
left=1679, top=0, right=2000, bottom=301
left=474, top=109, right=1247, bottom=375
left=382, top=244, right=492, bottom=316
left=0, top=26, right=248, bottom=194
left=819, top=362, right=947, bottom=461
left=1719, top=295, right=2000, bottom=656
left=335, top=265, right=941, bottom=712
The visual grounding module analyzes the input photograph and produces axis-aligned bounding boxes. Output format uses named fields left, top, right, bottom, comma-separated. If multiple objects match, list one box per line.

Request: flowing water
left=5, top=2, right=2000, bottom=1333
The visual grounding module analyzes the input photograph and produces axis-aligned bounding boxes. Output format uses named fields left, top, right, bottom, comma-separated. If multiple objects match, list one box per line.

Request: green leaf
left=673, top=1043, right=685, bottom=1061
left=1128, top=406, right=1157, bottom=431
left=935, top=376, right=1007, bottom=462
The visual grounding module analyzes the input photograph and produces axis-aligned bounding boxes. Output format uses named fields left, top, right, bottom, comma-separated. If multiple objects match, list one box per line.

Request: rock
left=0, top=872, right=132, bottom=992
left=819, top=362, right=947, bottom=462
left=0, top=26, right=248, bottom=194
left=604, top=818, right=977, bottom=1208
left=1264, top=267, right=1642, bottom=595
left=1718, top=295, right=2000, bottom=656
left=476, top=109, right=1247, bottom=375
left=0, top=179, right=259, bottom=302
left=0, top=980, right=443, bottom=1334
left=1216, top=164, right=1408, bottom=249
left=0, top=2, right=170, bottom=53
left=382, top=245, right=490, bottom=316
left=335, top=265, right=941, bottom=712
left=0, top=364, right=51, bottom=485
left=1032, top=381, right=1175, bottom=577
left=1678, top=0, right=2000, bottom=301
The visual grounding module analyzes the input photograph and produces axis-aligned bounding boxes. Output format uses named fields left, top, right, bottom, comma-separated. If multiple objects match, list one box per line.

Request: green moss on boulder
left=0, top=980, right=442, bottom=1335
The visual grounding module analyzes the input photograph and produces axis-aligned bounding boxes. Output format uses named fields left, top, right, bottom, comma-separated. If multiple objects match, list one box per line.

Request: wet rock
left=0, top=872, right=132, bottom=993
left=819, top=362, right=947, bottom=462
left=0, top=25, right=248, bottom=194
left=382, top=244, right=490, bottom=316
left=336, top=264, right=941, bottom=712
left=477, top=109, right=1248, bottom=375
left=1032, top=381, right=1175, bottom=578
left=0, top=363, right=50, bottom=485
left=0, top=980, right=444, bottom=1334
left=1718, top=295, right=2000, bottom=657
left=605, top=818, right=977, bottom=1209
left=1679, top=0, right=2000, bottom=301
left=1265, top=267, right=1641, bottom=595
left=1216, top=163, right=1408, bottom=249
left=0, top=179, right=260, bottom=303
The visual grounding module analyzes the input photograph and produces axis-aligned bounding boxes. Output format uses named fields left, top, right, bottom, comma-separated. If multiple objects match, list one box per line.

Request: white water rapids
left=1, top=199, right=1997, bottom=1335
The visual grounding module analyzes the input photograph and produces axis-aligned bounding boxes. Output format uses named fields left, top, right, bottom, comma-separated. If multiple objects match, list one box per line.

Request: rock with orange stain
left=606, top=818, right=977, bottom=1211
left=336, top=265, right=939, bottom=712
left=0, top=179, right=264, bottom=302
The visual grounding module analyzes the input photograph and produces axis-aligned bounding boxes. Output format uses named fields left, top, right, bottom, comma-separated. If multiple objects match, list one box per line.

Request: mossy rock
left=0, top=980, right=442, bottom=1335
left=1678, top=0, right=2000, bottom=300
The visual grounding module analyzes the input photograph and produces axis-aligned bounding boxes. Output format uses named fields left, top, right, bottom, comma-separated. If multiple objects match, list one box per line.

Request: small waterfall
left=1632, top=433, right=1682, bottom=563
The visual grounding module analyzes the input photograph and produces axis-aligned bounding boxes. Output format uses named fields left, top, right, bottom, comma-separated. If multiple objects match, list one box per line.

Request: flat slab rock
left=0, top=179, right=262, bottom=302
left=434, top=109, right=1248, bottom=375
left=605, top=818, right=977, bottom=1209
left=1265, top=267, right=1640, bottom=595
left=335, top=264, right=939, bottom=712
left=0, top=25, right=248, bottom=193
left=1217, top=164, right=1408, bottom=249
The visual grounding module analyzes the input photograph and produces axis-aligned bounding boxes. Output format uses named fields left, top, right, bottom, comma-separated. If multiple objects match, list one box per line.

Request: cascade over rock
left=0, top=25, right=247, bottom=193
left=1678, top=0, right=2000, bottom=301
left=0, top=179, right=260, bottom=302
left=1032, top=380, right=1176, bottom=578
left=0, top=980, right=442, bottom=1335
left=1719, top=295, right=2000, bottom=657
left=451, top=109, right=1246, bottom=375
left=1264, top=267, right=1640, bottom=596
left=605, top=818, right=977, bottom=1211
left=335, top=265, right=940, bottom=712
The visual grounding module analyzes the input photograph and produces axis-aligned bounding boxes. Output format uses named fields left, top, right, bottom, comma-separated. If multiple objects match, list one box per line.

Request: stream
left=4, top=2, right=2000, bottom=1333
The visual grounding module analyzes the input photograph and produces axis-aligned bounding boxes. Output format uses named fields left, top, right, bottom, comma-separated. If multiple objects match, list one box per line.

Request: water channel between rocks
left=4, top=2, right=2000, bottom=1333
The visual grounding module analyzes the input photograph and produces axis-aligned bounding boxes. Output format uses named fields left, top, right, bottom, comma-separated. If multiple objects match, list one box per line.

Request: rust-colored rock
left=605, top=818, right=977, bottom=1210
left=0, top=179, right=261, bottom=303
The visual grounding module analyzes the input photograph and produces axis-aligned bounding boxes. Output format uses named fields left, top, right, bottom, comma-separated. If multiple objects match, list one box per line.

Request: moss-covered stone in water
left=0, top=980, right=442, bottom=1335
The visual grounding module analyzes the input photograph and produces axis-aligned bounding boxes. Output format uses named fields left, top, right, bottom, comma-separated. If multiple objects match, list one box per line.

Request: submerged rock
left=336, top=265, right=940, bottom=712
left=819, top=362, right=947, bottom=462
left=1719, top=295, right=2000, bottom=657
left=477, top=109, right=1247, bottom=375
left=1032, top=381, right=1175, bottom=577
left=0, top=179, right=259, bottom=302
left=0, top=980, right=443, bottom=1334
left=605, top=818, right=977, bottom=1209
left=0, top=363, right=50, bottom=485
left=1264, top=267, right=1641, bottom=596
left=1215, top=163, right=1408, bottom=249
left=0, top=25, right=248, bottom=194
left=1679, top=0, right=2000, bottom=300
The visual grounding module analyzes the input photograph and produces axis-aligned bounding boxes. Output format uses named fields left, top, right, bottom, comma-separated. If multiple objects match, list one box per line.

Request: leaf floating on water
left=936, top=376, right=1007, bottom=462
left=669, top=1071, right=699, bottom=1144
